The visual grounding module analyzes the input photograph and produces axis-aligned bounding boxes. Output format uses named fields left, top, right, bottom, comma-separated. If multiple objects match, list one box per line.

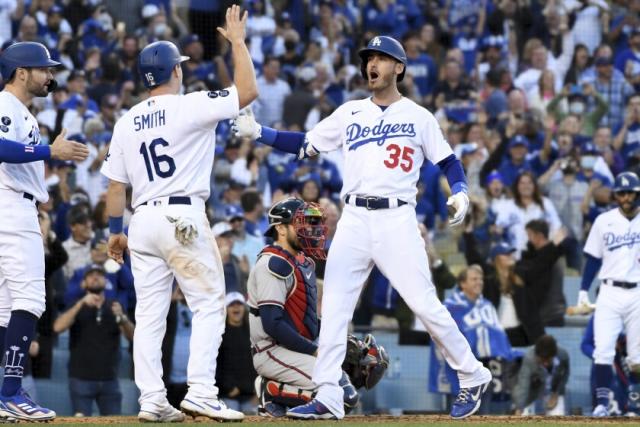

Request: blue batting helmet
left=138, top=41, right=189, bottom=89
left=358, top=36, right=407, bottom=82
left=0, top=42, right=60, bottom=81
left=613, top=171, right=640, bottom=193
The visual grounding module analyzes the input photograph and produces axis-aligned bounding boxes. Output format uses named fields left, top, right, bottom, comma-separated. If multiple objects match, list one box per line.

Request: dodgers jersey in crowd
left=101, top=87, right=239, bottom=206
left=0, top=91, right=47, bottom=202
left=583, top=207, right=640, bottom=282
left=305, top=97, right=453, bottom=204
left=429, top=288, right=517, bottom=395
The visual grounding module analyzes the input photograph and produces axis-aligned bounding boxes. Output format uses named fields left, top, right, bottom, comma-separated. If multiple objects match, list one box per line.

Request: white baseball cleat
left=592, top=404, right=610, bottom=417
left=138, top=403, right=185, bottom=423
left=180, top=396, right=244, bottom=422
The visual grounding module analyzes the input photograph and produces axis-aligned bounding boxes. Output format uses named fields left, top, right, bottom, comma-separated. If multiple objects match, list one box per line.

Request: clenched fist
left=447, top=192, right=469, bottom=227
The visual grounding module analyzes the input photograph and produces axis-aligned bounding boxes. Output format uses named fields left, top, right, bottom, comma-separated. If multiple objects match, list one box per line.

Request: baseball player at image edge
left=233, top=35, right=491, bottom=419
left=0, top=41, right=89, bottom=421
left=101, top=5, right=257, bottom=422
left=579, top=171, right=640, bottom=417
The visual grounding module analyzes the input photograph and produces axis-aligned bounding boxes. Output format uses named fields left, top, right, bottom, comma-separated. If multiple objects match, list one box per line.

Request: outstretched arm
left=0, top=129, right=89, bottom=163
left=232, top=109, right=317, bottom=159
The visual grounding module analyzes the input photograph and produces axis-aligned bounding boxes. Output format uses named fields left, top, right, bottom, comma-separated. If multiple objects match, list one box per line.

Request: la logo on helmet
left=372, top=37, right=381, bottom=46
left=622, top=177, right=629, bottom=187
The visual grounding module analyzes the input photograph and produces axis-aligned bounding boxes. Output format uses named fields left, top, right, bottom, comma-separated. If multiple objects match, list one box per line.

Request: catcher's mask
left=265, top=197, right=327, bottom=260
left=291, top=202, right=327, bottom=260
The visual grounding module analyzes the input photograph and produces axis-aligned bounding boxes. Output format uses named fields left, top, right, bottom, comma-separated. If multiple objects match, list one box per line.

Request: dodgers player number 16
left=101, top=5, right=258, bottom=423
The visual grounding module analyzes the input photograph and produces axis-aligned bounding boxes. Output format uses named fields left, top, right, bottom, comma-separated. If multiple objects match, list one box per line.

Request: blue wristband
left=108, top=216, right=123, bottom=234
left=451, top=182, right=468, bottom=194
left=257, top=126, right=277, bottom=146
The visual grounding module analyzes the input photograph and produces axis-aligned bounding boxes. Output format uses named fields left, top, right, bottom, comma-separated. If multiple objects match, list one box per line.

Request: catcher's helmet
left=138, top=41, right=189, bottom=89
left=613, top=171, right=640, bottom=193
left=0, top=42, right=60, bottom=81
left=264, top=197, right=327, bottom=259
left=358, top=35, right=407, bottom=82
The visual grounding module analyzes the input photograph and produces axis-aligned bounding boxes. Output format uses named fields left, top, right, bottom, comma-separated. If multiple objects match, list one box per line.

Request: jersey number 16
left=139, top=138, right=176, bottom=181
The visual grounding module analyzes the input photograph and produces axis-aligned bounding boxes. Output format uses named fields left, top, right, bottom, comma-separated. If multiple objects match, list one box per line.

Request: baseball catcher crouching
left=247, top=198, right=389, bottom=417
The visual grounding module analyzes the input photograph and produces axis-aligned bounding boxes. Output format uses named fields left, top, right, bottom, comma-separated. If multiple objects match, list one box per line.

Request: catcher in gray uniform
left=247, top=197, right=389, bottom=417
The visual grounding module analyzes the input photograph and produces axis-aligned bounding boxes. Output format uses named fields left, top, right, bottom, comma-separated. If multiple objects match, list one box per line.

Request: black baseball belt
left=344, top=195, right=407, bottom=210
left=603, top=279, right=638, bottom=289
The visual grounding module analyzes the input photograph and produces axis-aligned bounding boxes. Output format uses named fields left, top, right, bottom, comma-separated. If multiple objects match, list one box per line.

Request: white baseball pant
left=128, top=199, right=226, bottom=411
left=593, top=284, right=640, bottom=365
left=0, top=188, right=46, bottom=326
left=313, top=204, right=485, bottom=418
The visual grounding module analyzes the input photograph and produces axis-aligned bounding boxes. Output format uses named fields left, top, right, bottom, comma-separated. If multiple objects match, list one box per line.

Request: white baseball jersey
left=0, top=91, right=47, bottom=202
left=584, top=207, right=640, bottom=282
left=305, top=97, right=453, bottom=204
left=101, top=87, right=239, bottom=207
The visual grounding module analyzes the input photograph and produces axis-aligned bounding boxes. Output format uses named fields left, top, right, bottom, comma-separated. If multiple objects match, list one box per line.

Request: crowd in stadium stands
left=1, top=0, right=639, bottom=417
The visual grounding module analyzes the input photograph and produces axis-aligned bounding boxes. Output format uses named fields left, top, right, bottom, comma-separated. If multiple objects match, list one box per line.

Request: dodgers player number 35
left=233, top=35, right=491, bottom=420
left=101, top=5, right=258, bottom=423
left=579, top=171, right=640, bottom=417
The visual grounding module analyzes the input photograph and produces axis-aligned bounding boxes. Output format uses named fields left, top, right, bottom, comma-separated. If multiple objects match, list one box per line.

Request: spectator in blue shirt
left=614, top=27, right=640, bottom=89
left=498, top=135, right=532, bottom=188
left=588, top=55, right=634, bottom=130
left=403, top=30, right=437, bottom=104
left=613, top=94, right=640, bottom=161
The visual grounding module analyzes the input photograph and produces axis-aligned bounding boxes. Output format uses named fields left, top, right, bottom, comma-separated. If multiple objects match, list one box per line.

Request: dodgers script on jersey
left=0, top=91, right=47, bottom=202
left=305, top=97, right=453, bottom=203
left=583, top=208, right=640, bottom=282
left=101, top=87, right=239, bottom=206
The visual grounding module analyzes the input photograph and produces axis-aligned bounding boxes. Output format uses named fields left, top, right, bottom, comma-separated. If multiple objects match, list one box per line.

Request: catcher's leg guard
left=263, top=378, right=316, bottom=408
left=340, top=371, right=359, bottom=414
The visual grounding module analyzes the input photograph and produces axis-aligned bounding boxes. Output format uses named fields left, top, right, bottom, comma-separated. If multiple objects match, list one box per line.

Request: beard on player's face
left=26, top=68, right=53, bottom=97
left=286, top=227, right=303, bottom=252
left=616, top=192, right=637, bottom=215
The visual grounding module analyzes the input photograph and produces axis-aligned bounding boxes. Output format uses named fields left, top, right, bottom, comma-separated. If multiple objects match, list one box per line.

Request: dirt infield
left=48, top=415, right=640, bottom=426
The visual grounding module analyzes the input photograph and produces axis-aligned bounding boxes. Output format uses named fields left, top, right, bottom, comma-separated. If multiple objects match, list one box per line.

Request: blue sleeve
left=581, top=253, right=602, bottom=291
left=259, top=305, right=318, bottom=355
left=258, top=126, right=307, bottom=157
left=0, top=139, right=51, bottom=163
left=437, top=154, right=468, bottom=194
left=580, top=316, right=595, bottom=359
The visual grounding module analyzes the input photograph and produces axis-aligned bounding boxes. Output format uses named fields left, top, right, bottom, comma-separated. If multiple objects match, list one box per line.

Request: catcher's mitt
left=342, top=333, right=389, bottom=389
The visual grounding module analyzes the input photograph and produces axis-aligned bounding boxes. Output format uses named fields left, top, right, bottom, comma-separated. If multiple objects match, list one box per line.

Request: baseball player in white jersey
left=101, top=5, right=257, bottom=422
left=233, top=35, right=491, bottom=420
left=579, top=171, right=640, bottom=417
left=0, top=41, right=89, bottom=421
